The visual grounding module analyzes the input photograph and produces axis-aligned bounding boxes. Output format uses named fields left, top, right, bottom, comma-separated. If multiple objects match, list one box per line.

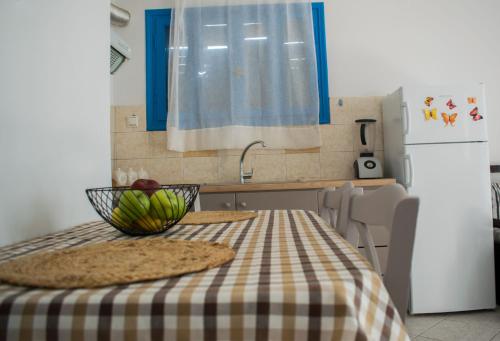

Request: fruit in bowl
left=86, top=183, right=199, bottom=236
left=136, top=214, right=164, bottom=231
left=176, top=195, right=187, bottom=218
left=150, top=189, right=187, bottom=221
left=118, top=190, right=150, bottom=221
left=111, top=207, right=132, bottom=228
left=131, top=179, right=161, bottom=197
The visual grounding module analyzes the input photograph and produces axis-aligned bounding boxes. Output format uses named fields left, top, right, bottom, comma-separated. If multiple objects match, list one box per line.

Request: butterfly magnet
left=424, top=97, right=434, bottom=107
left=424, top=108, right=438, bottom=121
left=467, top=97, right=477, bottom=104
left=469, top=107, right=483, bottom=121
left=442, top=112, right=458, bottom=127
left=446, top=99, right=457, bottom=110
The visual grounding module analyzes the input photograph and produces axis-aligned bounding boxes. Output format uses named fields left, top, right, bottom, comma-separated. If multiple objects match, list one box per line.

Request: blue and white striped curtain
left=167, top=0, right=320, bottom=151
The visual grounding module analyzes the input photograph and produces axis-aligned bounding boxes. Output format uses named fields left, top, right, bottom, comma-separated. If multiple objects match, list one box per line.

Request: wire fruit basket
left=86, top=184, right=200, bottom=236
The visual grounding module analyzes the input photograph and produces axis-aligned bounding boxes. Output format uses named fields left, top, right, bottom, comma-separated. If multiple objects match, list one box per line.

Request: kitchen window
left=146, top=2, right=329, bottom=131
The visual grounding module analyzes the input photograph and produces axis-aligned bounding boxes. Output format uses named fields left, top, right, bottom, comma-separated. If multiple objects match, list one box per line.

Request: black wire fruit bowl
left=86, top=184, right=200, bottom=236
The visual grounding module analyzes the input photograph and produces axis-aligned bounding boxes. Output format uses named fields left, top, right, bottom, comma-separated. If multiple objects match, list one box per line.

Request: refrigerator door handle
left=402, top=102, right=410, bottom=136
left=402, top=154, right=413, bottom=188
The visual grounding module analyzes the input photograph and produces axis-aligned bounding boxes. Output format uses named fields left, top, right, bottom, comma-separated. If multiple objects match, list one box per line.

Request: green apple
left=150, top=189, right=180, bottom=221
left=136, top=214, right=164, bottom=232
left=111, top=207, right=131, bottom=228
left=118, top=190, right=150, bottom=221
left=175, top=195, right=187, bottom=219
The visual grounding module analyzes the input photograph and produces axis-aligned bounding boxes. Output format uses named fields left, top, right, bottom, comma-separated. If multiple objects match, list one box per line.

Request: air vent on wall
left=110, top=30, right=131, bottom=74
left=110, top=3, right=131, bottom=74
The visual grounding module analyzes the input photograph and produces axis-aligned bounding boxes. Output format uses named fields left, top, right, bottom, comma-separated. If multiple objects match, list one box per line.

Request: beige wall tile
left=148, top=132, right=182, bottom=158
left=350, top=96, right=383, bottom=122
left=320, top=124, right=355, bottom=152
left=182, top=157, right=219, bottom=184
left=285, top=147, right=320, bottom=154
left=252, top=154, right=285, bottom=182
left=109, top=97, right=384, bottom=183
left=110, top=106, right=116, bottom=133
left=253, top=147, right=284, bottom=155
left=111, top=159, right=116, bottom=178
left=320, top=151, right=355, bottom=180
left=115, top=132, right=150, bottom=159
left=375, top=123, right=384, bottom=151
left=286, top=153, right=320, bottom=181
left=114, top=105, right=147, bottom=133
left=148, top=158, right=183, bottom=184
left=218, top=149, right=244, bottom=157
left=183, top=150, right=218, bottom=158
left=111, top=133, right=116, bottom=160
left=218, top=147, right=283, bottom=159
left=218, top=155, right=243, bottom=183
left=115, top=159, right=150, bottom=177
left=149, top=131, right=167, bottom=158
left=330, top=97, right=352, bottom=125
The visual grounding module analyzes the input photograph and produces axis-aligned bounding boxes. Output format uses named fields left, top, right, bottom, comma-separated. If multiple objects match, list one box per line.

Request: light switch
left=127, top=114, right=139, bottom=128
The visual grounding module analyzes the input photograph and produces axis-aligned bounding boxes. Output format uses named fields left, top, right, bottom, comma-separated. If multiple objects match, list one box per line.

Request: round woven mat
left=0, top=239, right=234, bottom=289
left=178, top=211, right=257, bottom=225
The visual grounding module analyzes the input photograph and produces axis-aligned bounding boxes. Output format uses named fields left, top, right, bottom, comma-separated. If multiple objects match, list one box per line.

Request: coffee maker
left=353, top=119, right=383, bottom=179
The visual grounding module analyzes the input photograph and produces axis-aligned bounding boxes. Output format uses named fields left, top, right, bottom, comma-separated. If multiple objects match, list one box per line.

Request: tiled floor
left=406, top=307, right=500, bottom=340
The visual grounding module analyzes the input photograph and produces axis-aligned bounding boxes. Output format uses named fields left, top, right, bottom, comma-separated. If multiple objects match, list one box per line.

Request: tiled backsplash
left=110, top=97, right=384, bottom=184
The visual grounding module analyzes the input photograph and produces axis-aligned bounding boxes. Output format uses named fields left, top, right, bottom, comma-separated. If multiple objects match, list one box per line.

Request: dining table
left=0, top=210, right=409, bottom=341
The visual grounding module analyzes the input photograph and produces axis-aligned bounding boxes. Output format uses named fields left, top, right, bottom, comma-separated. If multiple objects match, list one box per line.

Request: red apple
left=131, top=179, right=161, bottom=197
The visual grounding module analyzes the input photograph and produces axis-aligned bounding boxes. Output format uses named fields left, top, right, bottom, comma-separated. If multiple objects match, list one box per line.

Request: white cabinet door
left=406, top=142, right=495, bottom=313
left=200, top=193, right=236, bottom=211
left=403, top=84, right=488, bottom=145
left=236, top=190, right=319, bottom=213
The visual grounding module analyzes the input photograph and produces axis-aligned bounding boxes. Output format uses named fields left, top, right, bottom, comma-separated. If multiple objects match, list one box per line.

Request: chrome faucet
left=240, top=140, right=266, bottom=184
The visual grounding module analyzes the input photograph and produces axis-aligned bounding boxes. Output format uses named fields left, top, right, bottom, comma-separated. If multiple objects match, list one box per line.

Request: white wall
left=111, top=0, right=500, bottom=162
left=0, top=0, right=111, bottom=246
left=325, top=0, right=500, bottom=162
left=111, top=0, right=172, bottom=106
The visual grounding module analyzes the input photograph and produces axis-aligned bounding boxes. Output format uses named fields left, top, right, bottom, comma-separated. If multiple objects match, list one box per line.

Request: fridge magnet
left=442, top=112, right=458, bottom=127
left=467, top=97, right=477, bottom=104
left=424, top=108, right=438, bottom=121
left=446, top=99, right=457, bottom=110
left=469, top=107, right=483, bottom=121
left=424, top=97, right=434, bottom=107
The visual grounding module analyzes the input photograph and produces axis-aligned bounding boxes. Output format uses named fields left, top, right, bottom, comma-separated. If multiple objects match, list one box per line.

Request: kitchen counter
left=200, top=178, right=396, bottom=193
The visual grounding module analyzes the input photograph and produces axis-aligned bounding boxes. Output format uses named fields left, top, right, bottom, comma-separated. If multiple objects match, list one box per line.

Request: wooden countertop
left=200, top=178, right=396, bottom=193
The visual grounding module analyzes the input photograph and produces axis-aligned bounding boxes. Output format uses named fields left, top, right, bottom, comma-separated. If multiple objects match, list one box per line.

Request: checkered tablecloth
left=0, top=210, right=409, bottom=341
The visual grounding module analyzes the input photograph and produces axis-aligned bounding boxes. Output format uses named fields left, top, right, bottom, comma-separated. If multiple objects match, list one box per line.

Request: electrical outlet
left=127, top=114, right=139, bottom=128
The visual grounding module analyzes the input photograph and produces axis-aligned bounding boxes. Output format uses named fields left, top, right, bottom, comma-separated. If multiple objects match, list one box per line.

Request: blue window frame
left=146, top=9, right=171, bottom=131
left=146, top=3, right=330, bottom=131
left=312, top=2, right=330, bottom=125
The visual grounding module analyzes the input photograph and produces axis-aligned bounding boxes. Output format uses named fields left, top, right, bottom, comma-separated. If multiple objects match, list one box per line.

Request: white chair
left=349, top=184, right=419, bottom=321
left=320, top=182, right=362, bottom=247
left=194, top=196, right=201, bottom=211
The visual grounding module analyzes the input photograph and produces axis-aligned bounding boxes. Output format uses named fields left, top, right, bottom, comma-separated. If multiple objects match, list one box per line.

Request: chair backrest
left=321, top=182, right=362, bottom=247
left=350, top=184, right=407, bottom=228
left=349, top=184, right=419, bottom=321
left=193, top=195, right=201, bottom=211
left=320, top=186, right=343, bottom=226
left=384, top=196, right=419, bottom=322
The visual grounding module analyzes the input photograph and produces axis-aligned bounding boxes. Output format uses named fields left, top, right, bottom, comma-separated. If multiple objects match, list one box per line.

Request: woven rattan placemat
left=178, top=211, right=257, bottom=225
left=0, top=239, right=234, bottom=289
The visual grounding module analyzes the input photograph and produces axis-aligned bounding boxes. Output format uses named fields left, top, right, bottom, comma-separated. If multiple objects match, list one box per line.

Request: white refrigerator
left=383, top=84, right=496, bottom=314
